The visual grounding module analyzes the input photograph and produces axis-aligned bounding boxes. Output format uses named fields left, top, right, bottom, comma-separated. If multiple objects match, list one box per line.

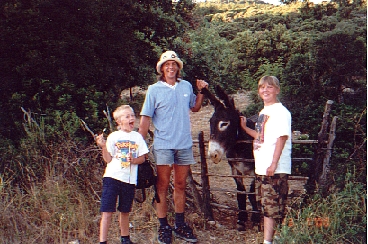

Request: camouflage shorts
left=255, top=174, right=289, bottom=219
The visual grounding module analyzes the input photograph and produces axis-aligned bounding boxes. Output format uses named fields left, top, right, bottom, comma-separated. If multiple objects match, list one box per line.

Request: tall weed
left=278, top=171, right=367, bottom=243
left=0, top=109, right=174, bottom=243
left=0, top=111, right=103, bottom=243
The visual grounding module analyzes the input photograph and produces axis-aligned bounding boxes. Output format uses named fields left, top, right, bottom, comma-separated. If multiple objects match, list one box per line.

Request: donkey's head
left=201, top=86, right=242, bottom=164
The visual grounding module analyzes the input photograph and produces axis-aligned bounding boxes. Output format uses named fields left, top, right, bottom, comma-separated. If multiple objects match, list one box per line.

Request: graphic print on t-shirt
left=253, top=114, right=269, bottom=151
left=114, top=140, right=138, bottom=168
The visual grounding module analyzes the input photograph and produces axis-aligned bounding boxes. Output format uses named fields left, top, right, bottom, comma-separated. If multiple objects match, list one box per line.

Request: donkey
left=201, top=85, right=260, bottom=231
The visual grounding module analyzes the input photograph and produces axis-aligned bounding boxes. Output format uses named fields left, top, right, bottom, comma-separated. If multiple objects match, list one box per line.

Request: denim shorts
left=100, top=177, right=135, bottom=213
left=152, top=147, right=196, bottom=166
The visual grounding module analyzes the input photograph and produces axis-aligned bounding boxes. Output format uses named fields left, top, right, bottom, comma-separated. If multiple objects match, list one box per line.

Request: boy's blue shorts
left=100, top=177, right=135, bottom=213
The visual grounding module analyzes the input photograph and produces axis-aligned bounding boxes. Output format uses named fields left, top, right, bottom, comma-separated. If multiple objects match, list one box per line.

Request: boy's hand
left=266, top=164, right=277, bottom=176
left=95, top=133, right=106, bottom=148
left=126, top=152, right=134, bottom=164
left=240, top=116, right=247, bottom=128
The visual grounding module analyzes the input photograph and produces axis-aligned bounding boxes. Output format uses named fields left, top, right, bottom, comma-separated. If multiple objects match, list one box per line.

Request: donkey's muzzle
left=208, top=140, right=224, bottom=164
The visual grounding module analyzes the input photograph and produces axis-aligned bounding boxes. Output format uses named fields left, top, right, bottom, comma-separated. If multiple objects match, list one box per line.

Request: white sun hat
left=156, top=50, right=183, bottom=74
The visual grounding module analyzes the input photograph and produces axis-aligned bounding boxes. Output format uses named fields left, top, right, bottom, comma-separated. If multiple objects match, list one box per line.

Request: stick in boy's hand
left=79, top=118, right=96, bottom=138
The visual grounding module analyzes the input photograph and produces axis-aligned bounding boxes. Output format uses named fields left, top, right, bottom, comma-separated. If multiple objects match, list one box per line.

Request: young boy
left=240, top=76, right=292, bottom=244
left=95, top=105, right=149, bottom=244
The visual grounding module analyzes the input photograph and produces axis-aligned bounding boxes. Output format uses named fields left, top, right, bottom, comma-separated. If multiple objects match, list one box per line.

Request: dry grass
left=0, top=105, right=261, bottom=244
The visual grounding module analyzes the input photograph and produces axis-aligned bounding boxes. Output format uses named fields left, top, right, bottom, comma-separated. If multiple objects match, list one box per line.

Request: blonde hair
left=258, top=76, right=280, bottom=90
left=113, top=105, right=134, bottom=121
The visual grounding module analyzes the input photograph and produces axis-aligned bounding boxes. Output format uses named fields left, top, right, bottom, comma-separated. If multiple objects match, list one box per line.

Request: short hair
left=258, top=76, right=280, bottom=90
left=113, top=105, right=134, bottom=121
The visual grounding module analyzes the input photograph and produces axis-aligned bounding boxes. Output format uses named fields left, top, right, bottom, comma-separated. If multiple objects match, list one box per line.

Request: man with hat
left=139, top=50, right=208, bottom=244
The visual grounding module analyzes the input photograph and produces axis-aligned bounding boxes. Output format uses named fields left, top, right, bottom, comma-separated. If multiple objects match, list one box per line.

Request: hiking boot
left=173, top=223, right=197, bottom=243
left=158, top=225, right=172, bottom=244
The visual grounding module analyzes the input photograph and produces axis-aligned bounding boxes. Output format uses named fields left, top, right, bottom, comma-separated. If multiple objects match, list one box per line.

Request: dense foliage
left=0, top=0, right=193, bottom=143
left=181, top=1, right=366, bottom=189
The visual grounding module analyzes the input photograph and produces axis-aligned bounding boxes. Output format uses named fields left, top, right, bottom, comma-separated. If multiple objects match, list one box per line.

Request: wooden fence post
left=199, top=131, right=214, bottom=221
left=307, top=100, right=333, bottom=194
left=319, top=115, right=337, bottom=195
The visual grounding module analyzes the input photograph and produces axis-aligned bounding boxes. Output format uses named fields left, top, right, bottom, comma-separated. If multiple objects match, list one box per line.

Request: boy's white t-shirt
left=103, top=130, right=149, bottom=185
left=253, top=103, right=292, bottom=175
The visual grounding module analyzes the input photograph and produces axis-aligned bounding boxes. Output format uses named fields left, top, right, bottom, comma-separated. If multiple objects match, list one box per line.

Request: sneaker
left=158, top=225, right=172, bottom=244
left=173, top=223, right=197, bottom=243
left=121, top=239, right=134, bottom=244
left=237, top=220, right=246, bottom=231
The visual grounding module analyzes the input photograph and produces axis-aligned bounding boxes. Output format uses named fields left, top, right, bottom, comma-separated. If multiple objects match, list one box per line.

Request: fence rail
left=193, top=131, right=316, bottom=222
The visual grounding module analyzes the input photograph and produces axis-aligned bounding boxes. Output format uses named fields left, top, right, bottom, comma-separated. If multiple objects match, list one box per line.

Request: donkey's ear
left=201, top=87, right=223, bottom=110
left=215, top=85, right=235, bottom=109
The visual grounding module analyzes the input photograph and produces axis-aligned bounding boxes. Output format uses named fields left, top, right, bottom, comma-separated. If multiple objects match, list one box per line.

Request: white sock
left=264, top=240, right=272, bottom=244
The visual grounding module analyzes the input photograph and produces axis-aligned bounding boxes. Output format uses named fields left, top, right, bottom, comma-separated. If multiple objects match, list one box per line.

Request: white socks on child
left=263, top=240, right=272, bottom=244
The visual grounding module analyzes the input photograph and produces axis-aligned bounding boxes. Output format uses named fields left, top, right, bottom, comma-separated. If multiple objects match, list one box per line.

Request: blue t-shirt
left=140, top=80, right=197, bottom=149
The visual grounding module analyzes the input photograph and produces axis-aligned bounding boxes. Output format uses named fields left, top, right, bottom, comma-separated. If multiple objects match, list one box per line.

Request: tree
left=0, top=0, right=186, bottom=142
left=313, top=30, right=366, bottom=103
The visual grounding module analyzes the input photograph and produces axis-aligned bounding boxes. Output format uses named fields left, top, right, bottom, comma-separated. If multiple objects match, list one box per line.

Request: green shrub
left=279, top=171, right=367, bottom=243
